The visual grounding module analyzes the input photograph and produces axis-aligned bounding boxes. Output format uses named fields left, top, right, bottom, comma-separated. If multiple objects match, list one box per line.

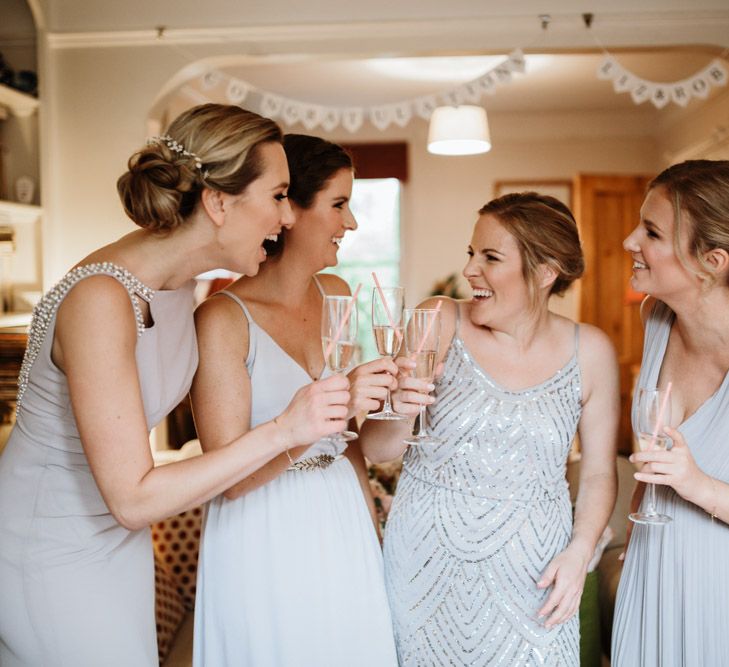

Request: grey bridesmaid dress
left=384, top=302, right=582, bottom=666
left=0, top=263, right=197, bottom=666
left=612, top=300, right=729, bottom=666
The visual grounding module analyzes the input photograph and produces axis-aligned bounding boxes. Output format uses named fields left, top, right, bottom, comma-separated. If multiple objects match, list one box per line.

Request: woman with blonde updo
left=0, top=104, right=350, bottom=666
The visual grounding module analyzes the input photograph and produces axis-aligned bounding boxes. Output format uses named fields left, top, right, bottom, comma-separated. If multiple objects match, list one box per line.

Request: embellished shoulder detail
left=16, top=262, right=155, bottom=412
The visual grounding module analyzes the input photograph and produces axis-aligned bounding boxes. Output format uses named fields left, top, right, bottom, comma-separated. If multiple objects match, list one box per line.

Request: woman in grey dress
left=613, top=160, right=729, bottom=666
left=0, top=104, right=350, bottom=666
left=361, top=192, right=620, bottom=666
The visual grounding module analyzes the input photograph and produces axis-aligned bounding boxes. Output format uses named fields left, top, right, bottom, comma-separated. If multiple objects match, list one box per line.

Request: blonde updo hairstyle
left=478, top=192, right=584, bottom=305
left=649, top=159, right=729, bottom=287
left=117, top=104, right=282, bottom=232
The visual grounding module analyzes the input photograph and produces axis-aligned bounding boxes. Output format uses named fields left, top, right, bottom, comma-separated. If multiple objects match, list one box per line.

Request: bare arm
left=58, top=277, right=348, bottom=529
left=190, top=295, right=310, bottom=499
left=538, top=324, right=619, bottom=628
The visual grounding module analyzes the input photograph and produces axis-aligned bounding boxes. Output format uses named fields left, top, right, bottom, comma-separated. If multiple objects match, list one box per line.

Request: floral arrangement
left=367, top=457, right=403, bottom=531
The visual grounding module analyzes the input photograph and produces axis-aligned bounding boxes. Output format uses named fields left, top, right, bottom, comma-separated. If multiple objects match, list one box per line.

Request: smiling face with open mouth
left=462, top=214, right=532, bottom=328
left=623, top=186, right=698, bottom=299
left=288, top=167, right=357, bottom=269
left=217, top=142, right=295, bottom=276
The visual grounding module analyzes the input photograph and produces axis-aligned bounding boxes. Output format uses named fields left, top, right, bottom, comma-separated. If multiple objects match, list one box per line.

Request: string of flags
left=596, top=55, right=728, bottom=109
left=184, top=43, right=728, bottom=131
left=195, top=50, right=526, bottom=132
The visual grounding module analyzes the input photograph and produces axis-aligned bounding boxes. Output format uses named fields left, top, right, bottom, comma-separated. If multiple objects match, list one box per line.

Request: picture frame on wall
left=493, top=179, right=573, bottom=208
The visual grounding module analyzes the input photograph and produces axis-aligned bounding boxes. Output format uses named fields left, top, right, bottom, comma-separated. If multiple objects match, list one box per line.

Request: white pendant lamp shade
left=427, top=105, right=491, bottom=156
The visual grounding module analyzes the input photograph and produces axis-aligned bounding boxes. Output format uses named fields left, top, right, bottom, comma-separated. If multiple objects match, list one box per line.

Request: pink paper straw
left=649, top=381, right=673, bottom=447
left=371, top=271, right=403, bottom=343
left=323, top=283, right=362, bottom=362
left=414, top=300, right=443, bottom=356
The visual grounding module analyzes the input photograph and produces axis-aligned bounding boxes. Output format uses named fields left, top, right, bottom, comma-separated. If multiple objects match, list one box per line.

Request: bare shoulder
left=416, top=295, right=458, bottom=323
left=58, top=274, right=138, bottom=331
left=577, top=322, right=616, bottom=359
left=316, top=272, right=351, bottom=296
left=575, top=322, right=618, bottom=388
left=194, top=292, right=249, bottom=349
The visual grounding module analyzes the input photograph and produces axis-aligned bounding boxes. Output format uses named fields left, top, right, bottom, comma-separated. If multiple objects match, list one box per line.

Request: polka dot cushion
left=154, top=554, right=187, bottom=664
left=152, top=506, right=203, bottom=610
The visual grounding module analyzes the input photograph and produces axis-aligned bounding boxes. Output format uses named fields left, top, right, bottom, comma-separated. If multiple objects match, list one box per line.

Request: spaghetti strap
left=573, top=322, right=580, bottom=356
left=313, top=275, right=326, bottom=297
left=217, top=289, right=253, bottom=322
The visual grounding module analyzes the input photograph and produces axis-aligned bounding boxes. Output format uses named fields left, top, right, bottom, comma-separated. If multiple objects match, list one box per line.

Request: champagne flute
left=367, top=286, right=407, bottom=421
left=629, top=387, right=672, bottom=525
left=321, top=295, right=358, bottom=442
left=403, top=308, right=441, bottom=446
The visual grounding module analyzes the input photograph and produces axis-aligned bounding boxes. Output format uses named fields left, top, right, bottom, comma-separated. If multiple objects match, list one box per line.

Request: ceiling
left=4, top=0, right=728, bottom=125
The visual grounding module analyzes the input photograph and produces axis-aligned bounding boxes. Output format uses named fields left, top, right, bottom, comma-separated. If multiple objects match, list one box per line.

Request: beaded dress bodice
left=15, top=262, right=197, bottom=439
left=384, top=311, right=583, bottom=666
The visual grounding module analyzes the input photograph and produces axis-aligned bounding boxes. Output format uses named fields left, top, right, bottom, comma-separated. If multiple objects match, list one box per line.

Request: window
left=323, top=178, right=401, bottom=362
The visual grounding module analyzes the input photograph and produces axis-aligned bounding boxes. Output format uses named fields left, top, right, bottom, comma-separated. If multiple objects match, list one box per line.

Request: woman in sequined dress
left=612, top=160, right=729, bottom=666
left=0, top=105, right=351, bottom=666
left=192, top=134, right=398, bottom=666
left=361, top=192, right=620, bottom=666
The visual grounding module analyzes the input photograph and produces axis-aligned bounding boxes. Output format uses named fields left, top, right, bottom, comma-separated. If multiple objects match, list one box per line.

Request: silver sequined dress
left=384, top=304, right=582, bottom=666
left=0, top=263, right=197, bottom=666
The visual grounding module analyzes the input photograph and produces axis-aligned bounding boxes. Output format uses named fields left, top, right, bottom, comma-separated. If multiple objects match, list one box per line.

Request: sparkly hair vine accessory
left=147, top=135, right=209, bottom=177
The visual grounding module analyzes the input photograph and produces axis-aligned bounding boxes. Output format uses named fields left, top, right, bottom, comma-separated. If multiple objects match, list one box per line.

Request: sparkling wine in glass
left=321, top=295, right=358, bottom=442
left=367, top=286, right=407, bottom=421
left=403, top=308, right=441, bottom=446
left=629, top=387, right=672, bottom=525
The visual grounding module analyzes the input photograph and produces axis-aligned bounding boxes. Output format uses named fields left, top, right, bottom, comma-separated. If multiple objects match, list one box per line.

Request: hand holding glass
left=403, top=308, right=441, bottom=446
left=629, top=387, right=672, bottom=525
left=321, top=295, right=358, bottom=442
left=367, top=286, right=406, bottom=421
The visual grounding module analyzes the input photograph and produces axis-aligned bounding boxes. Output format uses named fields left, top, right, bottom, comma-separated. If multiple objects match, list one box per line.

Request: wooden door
left=574, top=174, right=653, bottom=455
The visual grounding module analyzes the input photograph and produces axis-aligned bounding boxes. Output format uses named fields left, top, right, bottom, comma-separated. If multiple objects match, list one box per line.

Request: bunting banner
left=596, top=56, right=728, bottom=109
left=193, top=50, right=526, bottom=132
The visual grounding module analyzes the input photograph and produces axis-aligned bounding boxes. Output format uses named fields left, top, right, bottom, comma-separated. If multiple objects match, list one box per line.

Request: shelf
left=0, top=312, right=31, bottom=329
left=0, top=200, right=42, bottom=225
left=0, top=83, right=39, bottom=118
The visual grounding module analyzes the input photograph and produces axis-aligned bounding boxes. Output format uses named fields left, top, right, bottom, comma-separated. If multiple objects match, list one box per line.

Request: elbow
left=108, top=501, right=150, bottom=532
left=223, top=487, right=244, bottom=501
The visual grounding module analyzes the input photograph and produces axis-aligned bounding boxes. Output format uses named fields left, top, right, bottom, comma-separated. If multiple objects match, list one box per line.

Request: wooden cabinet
left=575, top=174, right=652, bottom=454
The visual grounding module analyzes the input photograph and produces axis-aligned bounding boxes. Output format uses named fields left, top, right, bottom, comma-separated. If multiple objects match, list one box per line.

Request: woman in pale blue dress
left=613, top=160, right=729, bottom=666
left=192, top=134, right=398, bottom=666
left=361, top=192, right=620, bottom=666
left=0, top=105, right=350, bottom=666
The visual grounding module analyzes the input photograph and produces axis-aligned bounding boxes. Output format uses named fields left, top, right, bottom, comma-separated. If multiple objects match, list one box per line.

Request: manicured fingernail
left=427, top=383, right=435, bottom=391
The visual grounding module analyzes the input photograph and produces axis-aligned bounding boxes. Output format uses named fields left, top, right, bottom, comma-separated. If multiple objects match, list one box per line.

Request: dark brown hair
left=117, top=104, right=282, bottom=232
left=264, top=134, right=353, bottom=256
